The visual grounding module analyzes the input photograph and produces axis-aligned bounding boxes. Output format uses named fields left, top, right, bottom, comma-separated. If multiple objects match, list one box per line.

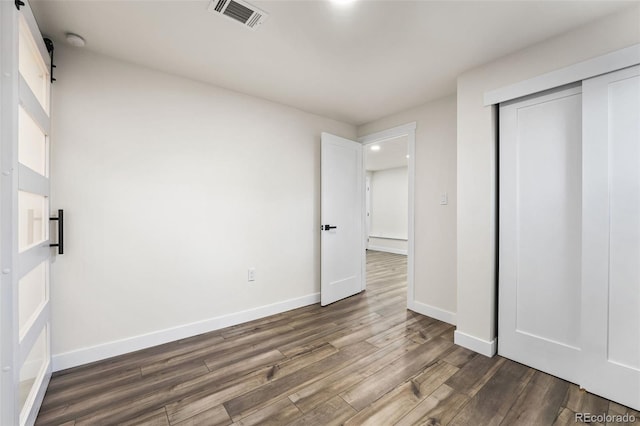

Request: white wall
left=456, top=5, right=640, bottom=355
left=368, top=167, right=408, bottom=254
left=358, top=95, right=457, bottom=325
left=49, top=46, right=356, bottom=369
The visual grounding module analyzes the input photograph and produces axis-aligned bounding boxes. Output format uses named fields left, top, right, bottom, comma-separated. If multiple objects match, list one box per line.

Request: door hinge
left=15, top=0, right=25, bottom=10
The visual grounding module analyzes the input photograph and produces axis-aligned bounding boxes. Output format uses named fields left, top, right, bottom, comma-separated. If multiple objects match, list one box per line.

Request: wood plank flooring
left=36, top=251, right=638, bottom=425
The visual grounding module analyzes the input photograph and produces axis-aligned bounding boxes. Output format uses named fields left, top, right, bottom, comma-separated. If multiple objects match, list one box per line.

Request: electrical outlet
left=248, top=268, right=256, bottom=282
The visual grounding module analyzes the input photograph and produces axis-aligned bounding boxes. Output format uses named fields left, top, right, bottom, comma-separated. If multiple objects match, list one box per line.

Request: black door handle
left=50, top=209, right=64, bottom=254
left=322, top=225, right=337, bottom=231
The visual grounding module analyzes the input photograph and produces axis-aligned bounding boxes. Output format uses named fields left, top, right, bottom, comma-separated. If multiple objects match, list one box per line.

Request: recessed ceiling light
left=331, top=0, right=356, bottom=5
left=65, top=33, right=86, bottom=47
left=406, top=155, right=410, bottom=159
left=370, top=145, right=381, bottom=152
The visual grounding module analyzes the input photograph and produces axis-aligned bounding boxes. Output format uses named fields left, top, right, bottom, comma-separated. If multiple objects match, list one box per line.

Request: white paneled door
left=500, top=67, right=640, bottom=411
left=499, top=85, right=584, bottom=385
left=582, top=65, right=640, bottom=410
left=320, top=133, right=364, bottom=306
left=1, top=1, right=54, bottom=425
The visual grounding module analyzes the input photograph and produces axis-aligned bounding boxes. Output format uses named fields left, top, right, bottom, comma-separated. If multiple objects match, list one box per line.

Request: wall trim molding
left=52, top=293, right=320, bottom=372
left=410, top=301, right=456, bottom=325
left=368, top=235, right=408, bottom=241
left=367, top=246, right=408, bottom=255
left=454, top=330, right=497, bottom=357
left=358, top=122, right=417, bottom=144
left=484, top=43, right=640, bottom=105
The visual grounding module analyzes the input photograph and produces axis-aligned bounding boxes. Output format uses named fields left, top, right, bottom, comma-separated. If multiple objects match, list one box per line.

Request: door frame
left=358, top=122, right=416, bottom=307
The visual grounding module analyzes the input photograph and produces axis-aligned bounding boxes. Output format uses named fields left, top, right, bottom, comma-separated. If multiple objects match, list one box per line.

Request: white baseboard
left=52, top=293, right=320, bottom=372
left=367, top=245, right=408, bottom=255
left=454, top=330, right=497, bottom=357
left=410, top=301, right=456, bottom=325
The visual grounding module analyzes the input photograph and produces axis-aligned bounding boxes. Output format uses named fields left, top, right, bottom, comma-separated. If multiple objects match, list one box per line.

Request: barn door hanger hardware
left=43, top=38, right=56, bottom=83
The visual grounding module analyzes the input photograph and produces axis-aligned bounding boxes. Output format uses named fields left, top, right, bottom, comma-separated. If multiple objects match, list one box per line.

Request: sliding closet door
left=582, top=65, right=640, bottom=410
left=498, top=85, right=583, bottom=385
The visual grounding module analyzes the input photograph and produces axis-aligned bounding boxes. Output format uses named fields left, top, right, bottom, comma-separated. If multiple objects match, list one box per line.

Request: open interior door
left=320, top=133, right=364, bottom=306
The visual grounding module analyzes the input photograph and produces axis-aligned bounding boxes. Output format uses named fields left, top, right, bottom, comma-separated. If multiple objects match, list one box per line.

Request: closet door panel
left=582, top=65, right=640, bottom=411
left=498, top=85, right=583, bottom=385
left=608, top=74, right=640, bottom=369
left=515, top=93, right=582, bottom=346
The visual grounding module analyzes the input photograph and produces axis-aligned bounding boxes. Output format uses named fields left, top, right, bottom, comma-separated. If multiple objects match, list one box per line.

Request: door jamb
left=358, top=122, right=416, bottom=309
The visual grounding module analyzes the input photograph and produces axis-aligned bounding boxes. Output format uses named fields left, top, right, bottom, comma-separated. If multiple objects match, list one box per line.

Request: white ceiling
left=365, top=136, right=408, bottom=171
left=31, top=0, right=636, bottom=125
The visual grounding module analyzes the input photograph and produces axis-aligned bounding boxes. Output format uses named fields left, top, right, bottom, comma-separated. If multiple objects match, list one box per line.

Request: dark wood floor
left=37, top=251, right=638, bottom=426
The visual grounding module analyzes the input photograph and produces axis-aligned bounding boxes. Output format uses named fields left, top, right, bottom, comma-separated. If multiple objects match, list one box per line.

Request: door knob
left=322, top=225, right=337, bottom=231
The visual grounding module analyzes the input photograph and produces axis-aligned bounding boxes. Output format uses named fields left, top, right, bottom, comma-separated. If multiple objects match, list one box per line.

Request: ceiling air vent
left=208, top=0, right=268, bottom=30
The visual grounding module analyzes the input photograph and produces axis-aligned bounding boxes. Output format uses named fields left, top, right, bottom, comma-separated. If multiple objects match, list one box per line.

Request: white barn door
left=582, top=65, right=640, bottom=410
left=498, top=85, right=584, bottom=385
left=1, top=1, right=55, bottom=424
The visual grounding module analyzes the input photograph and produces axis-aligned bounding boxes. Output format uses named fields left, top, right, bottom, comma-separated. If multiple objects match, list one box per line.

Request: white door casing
left=320, top=133, right=364, bottom=306
left=358, top=123, right=416, bottom=311
left=498, top=84, right=584, bottom=385
left=581, top=65, right=640, bottom=410
left=365, top=174, right=371, bottom=246
left=1, top=1, right=54, bottom=424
